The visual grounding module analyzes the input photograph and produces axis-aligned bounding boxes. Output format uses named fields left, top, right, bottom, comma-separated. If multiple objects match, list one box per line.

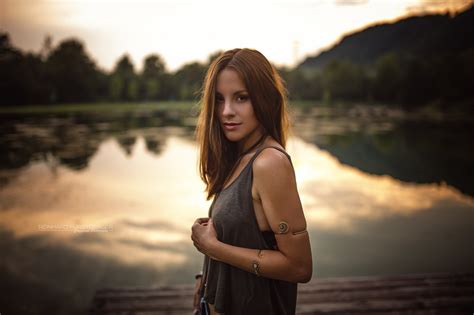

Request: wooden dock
left=90, top=272, right=474, bottom=314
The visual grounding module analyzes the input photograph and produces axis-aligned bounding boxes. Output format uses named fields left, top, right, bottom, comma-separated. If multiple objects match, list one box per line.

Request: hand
left=192, top=276, right=202, bottom=314
left=191, top=217, right=218, bottom=258
left=194, top=217, right=210, bottom=225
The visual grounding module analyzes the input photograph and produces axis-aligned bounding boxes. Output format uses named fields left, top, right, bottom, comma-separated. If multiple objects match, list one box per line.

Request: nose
left=221, top=99, right=235, bottom=117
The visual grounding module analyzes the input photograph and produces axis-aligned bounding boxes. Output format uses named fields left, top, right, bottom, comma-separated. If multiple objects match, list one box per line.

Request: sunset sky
left=1, top=0, right=472, bottom=72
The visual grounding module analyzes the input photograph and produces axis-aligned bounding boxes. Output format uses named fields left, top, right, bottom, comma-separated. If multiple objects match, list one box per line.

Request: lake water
left=1, top=104, right=473, bottom=314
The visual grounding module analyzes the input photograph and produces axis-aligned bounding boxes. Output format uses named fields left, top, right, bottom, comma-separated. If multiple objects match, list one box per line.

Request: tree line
left=0, top=33, right=218, bottom=105
left=1, top=31, right=473, bottom=109
left=285, top=49, right=474, bottom=108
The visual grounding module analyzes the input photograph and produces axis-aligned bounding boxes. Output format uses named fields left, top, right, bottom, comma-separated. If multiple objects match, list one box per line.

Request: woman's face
left=215, top=68, right=263, bottom=149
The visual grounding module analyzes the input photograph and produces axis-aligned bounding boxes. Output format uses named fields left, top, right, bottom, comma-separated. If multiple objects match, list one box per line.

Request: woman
left=191, top=48, right=312, bottom=315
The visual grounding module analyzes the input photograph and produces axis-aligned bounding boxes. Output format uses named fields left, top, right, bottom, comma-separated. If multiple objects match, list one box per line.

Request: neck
left=238, top=127, right=266, bottom=156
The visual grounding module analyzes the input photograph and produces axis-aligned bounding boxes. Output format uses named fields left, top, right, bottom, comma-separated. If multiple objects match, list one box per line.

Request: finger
left=191, top=224, right=202, bottom=236
left=193, top=218, right=202, bottom=225
left=194, top=244, right=203, bottom=253
left=194, top=217, right=210, bottom=225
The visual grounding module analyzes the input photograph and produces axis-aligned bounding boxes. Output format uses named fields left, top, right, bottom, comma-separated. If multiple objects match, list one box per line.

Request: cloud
left=118, top=218, right=186, bottom=232
left=406, top=0, right=473, bottom=14
left=335, top=0, right=368, bottom=5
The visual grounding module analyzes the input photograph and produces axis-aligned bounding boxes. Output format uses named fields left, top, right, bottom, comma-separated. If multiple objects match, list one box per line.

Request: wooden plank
left=296, top=296, right=474, bottom=313
left=89, top=272, right=474, bottom=314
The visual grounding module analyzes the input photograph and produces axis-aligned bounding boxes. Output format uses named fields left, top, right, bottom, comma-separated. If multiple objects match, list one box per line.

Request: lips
left=223, top=122, right=242, bottom=131
left=223, top=122, right=242, bottom=126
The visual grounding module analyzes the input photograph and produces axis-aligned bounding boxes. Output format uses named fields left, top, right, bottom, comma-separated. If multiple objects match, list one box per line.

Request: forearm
left=208, top=240, right=305, bottom=283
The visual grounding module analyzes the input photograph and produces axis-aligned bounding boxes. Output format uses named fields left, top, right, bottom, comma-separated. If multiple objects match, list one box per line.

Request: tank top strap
left=249, top=145, right=293, bottom=166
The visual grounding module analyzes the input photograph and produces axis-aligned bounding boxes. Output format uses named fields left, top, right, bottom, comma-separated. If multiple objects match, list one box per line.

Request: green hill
left=299, top=5, right=474, bottom=70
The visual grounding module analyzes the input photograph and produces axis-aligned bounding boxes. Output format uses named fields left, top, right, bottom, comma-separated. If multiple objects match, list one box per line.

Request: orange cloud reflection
left=0, top=135, right=472, bottom=269
left=288, top=137, right=474, bottom=232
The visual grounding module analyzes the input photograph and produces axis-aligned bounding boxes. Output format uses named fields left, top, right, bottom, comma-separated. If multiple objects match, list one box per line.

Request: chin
left=223, top=132, right=244, bottom=142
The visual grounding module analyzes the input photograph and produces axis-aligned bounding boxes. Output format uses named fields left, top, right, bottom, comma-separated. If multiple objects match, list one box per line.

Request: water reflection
left=291, top=106, right=474, bottom=197
left=0, top=136, right=209, bottom=265
left=0, top=110, right=197, bottom=174
left=289, top=138, right=474, bottom=231
left=1, top=133, right=472, bottom=275
left=0, top=106, right=473, bottom=314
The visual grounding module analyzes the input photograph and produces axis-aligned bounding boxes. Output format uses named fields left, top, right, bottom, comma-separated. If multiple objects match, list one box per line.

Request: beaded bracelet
left=195, top=270, right=203, bottom=279
left=252, top=261, right=260, bottom=276
left=253, top=249, right=263, bottom=276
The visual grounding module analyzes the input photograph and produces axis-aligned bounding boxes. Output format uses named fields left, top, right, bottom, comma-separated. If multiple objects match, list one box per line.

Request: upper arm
left=254, top=149, right=307, bottom=234
left=253, top=148, right=312, bottom=278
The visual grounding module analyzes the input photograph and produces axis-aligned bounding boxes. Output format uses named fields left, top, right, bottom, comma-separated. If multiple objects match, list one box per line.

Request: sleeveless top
left=201, top=146, right=297, bottom=315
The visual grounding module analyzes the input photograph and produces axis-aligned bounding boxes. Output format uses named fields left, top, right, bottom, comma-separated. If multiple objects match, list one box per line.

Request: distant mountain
left=299, top=5, right=474, bottom=70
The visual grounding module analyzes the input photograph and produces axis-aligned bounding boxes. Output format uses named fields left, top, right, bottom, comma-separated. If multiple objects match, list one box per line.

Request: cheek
left=240, top=102, right=252, bottom=116
left=216, top=105, right=224, bottom=120
left=246, top=105, right=258, bottom=124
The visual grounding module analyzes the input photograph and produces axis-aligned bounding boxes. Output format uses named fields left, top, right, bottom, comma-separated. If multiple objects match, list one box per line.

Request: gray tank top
left=201, top=146, right=297, bottom=315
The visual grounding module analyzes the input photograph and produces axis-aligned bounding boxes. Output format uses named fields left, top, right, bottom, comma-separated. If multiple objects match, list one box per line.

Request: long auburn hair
left=195, top=48, right=290, bottom=200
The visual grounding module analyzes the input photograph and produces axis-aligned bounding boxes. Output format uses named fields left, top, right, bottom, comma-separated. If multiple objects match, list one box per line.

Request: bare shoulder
left=254, top=147, right=291, bottom=168
left=252, top=146, right=294, bottom=182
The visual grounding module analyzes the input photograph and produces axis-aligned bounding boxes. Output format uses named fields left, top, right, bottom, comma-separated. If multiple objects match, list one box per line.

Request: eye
left=215, top=95, right=224, bottom=104
left=237, top=94, right=249, bottom=102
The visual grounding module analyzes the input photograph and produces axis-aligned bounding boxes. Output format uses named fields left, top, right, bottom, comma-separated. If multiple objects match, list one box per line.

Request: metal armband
left=277, top=221, right=307, bottom=235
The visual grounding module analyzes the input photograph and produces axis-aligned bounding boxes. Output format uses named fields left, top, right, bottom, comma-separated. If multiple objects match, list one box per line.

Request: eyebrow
left=216, top=90, right=248, bottom=96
